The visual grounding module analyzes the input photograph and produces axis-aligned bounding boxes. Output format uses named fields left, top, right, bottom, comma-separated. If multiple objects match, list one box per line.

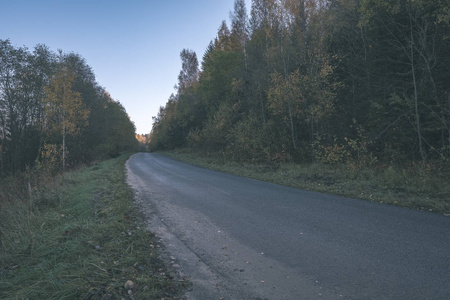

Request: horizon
left=1, top=0, right=252, bottom=134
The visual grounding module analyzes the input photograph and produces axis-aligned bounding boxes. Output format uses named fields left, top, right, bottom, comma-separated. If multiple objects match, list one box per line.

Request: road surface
left=126, top=153, right=450, bottom=299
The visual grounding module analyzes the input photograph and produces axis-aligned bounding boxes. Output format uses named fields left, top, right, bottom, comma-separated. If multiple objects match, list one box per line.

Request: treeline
left=149, top=0, right=450, bottom=166
left=0, top=39, right=138, bottom=176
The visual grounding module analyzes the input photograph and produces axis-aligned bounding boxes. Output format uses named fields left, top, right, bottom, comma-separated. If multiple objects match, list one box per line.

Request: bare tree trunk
left=448, top=93, right=450, bottom=154
left=243, top=38, right=249, bottom=72
left=286, top=76, right=297, bottom=150
left=259, top=91, right=267, bottom=131
left=62, top=84, right=66, bottom=170
left=409, top=1, right=426, bottom=162
left=411, top=48, right=425, bottom=161
left=0, top=147, right=3, bottom=177
left=35, top=97, right=44, bottom=165
left=281, top=40, right=297, bottom=150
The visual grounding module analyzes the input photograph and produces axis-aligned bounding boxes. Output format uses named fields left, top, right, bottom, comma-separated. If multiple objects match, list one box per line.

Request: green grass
left=0, top=154, right=188, bottom=299
left=161, top=149, right=450, bottom=214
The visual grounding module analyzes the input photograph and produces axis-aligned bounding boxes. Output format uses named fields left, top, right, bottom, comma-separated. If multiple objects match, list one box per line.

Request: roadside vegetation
left=0, top=38, right=177, bottom=298
left=0, top=154, right=188, bottom=299
left=148, top=1, right=450, bottom=216
left=0, top=39, right=139, bottom=177
left=150, top=1, right=450, bottom=167
left=162, top=149, right=450, bottom=214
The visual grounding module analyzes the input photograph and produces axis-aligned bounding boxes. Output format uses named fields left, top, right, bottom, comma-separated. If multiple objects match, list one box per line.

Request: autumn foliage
left=149, top=0, right=450, bottom=166
left=0, top=40, right=138, bottom=176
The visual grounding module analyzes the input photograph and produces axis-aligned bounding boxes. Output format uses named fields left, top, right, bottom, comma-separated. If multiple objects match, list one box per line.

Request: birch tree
left=176, top=49, right=199, bottom=96
left=43, top=63, right=89, bottom=169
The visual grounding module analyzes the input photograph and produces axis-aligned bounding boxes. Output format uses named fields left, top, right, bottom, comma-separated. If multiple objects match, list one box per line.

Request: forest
left=149, top=0, right=450, bottom=168
left=0, top=39, right=138, bottom=176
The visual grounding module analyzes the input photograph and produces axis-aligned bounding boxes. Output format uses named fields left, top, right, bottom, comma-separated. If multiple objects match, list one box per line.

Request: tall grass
left=0, top=154, right=188, bottom=299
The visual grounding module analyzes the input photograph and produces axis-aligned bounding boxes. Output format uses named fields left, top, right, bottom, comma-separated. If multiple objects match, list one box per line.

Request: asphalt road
left=126, top=153, right=450, bottom=299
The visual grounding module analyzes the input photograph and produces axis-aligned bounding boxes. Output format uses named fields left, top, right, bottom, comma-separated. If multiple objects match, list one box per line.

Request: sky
left=0, top=0, right=251, bottom=134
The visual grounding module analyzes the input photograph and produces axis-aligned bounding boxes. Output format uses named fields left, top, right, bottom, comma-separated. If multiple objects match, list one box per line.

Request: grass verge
left=0, top=154, right=188, bottom=299
left=161, top=149, right=450, bottom=215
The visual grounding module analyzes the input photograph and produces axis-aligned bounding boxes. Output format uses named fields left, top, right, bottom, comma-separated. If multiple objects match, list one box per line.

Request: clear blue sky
left=0, top=0, right=251, bottom=134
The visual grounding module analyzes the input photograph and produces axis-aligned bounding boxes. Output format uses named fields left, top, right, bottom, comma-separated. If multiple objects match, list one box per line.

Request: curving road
left=126, top=153, right=450, bottom=299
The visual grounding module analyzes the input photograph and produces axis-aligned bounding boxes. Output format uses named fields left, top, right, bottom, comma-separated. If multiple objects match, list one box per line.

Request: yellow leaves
left=231, top=78, right=244, bottom=94
left=314, top=123, right=378, bottom=168
left=41, top=64, right=90, bottom=169
left=268, top=71, right=285, bottom=115
left=314, top=139, right=349, bottom=164
left=40, top=143, right=64, bottom=172
left=268, top=70, right=304, bottom=117
left=43, top=65, right=90, bottom=137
